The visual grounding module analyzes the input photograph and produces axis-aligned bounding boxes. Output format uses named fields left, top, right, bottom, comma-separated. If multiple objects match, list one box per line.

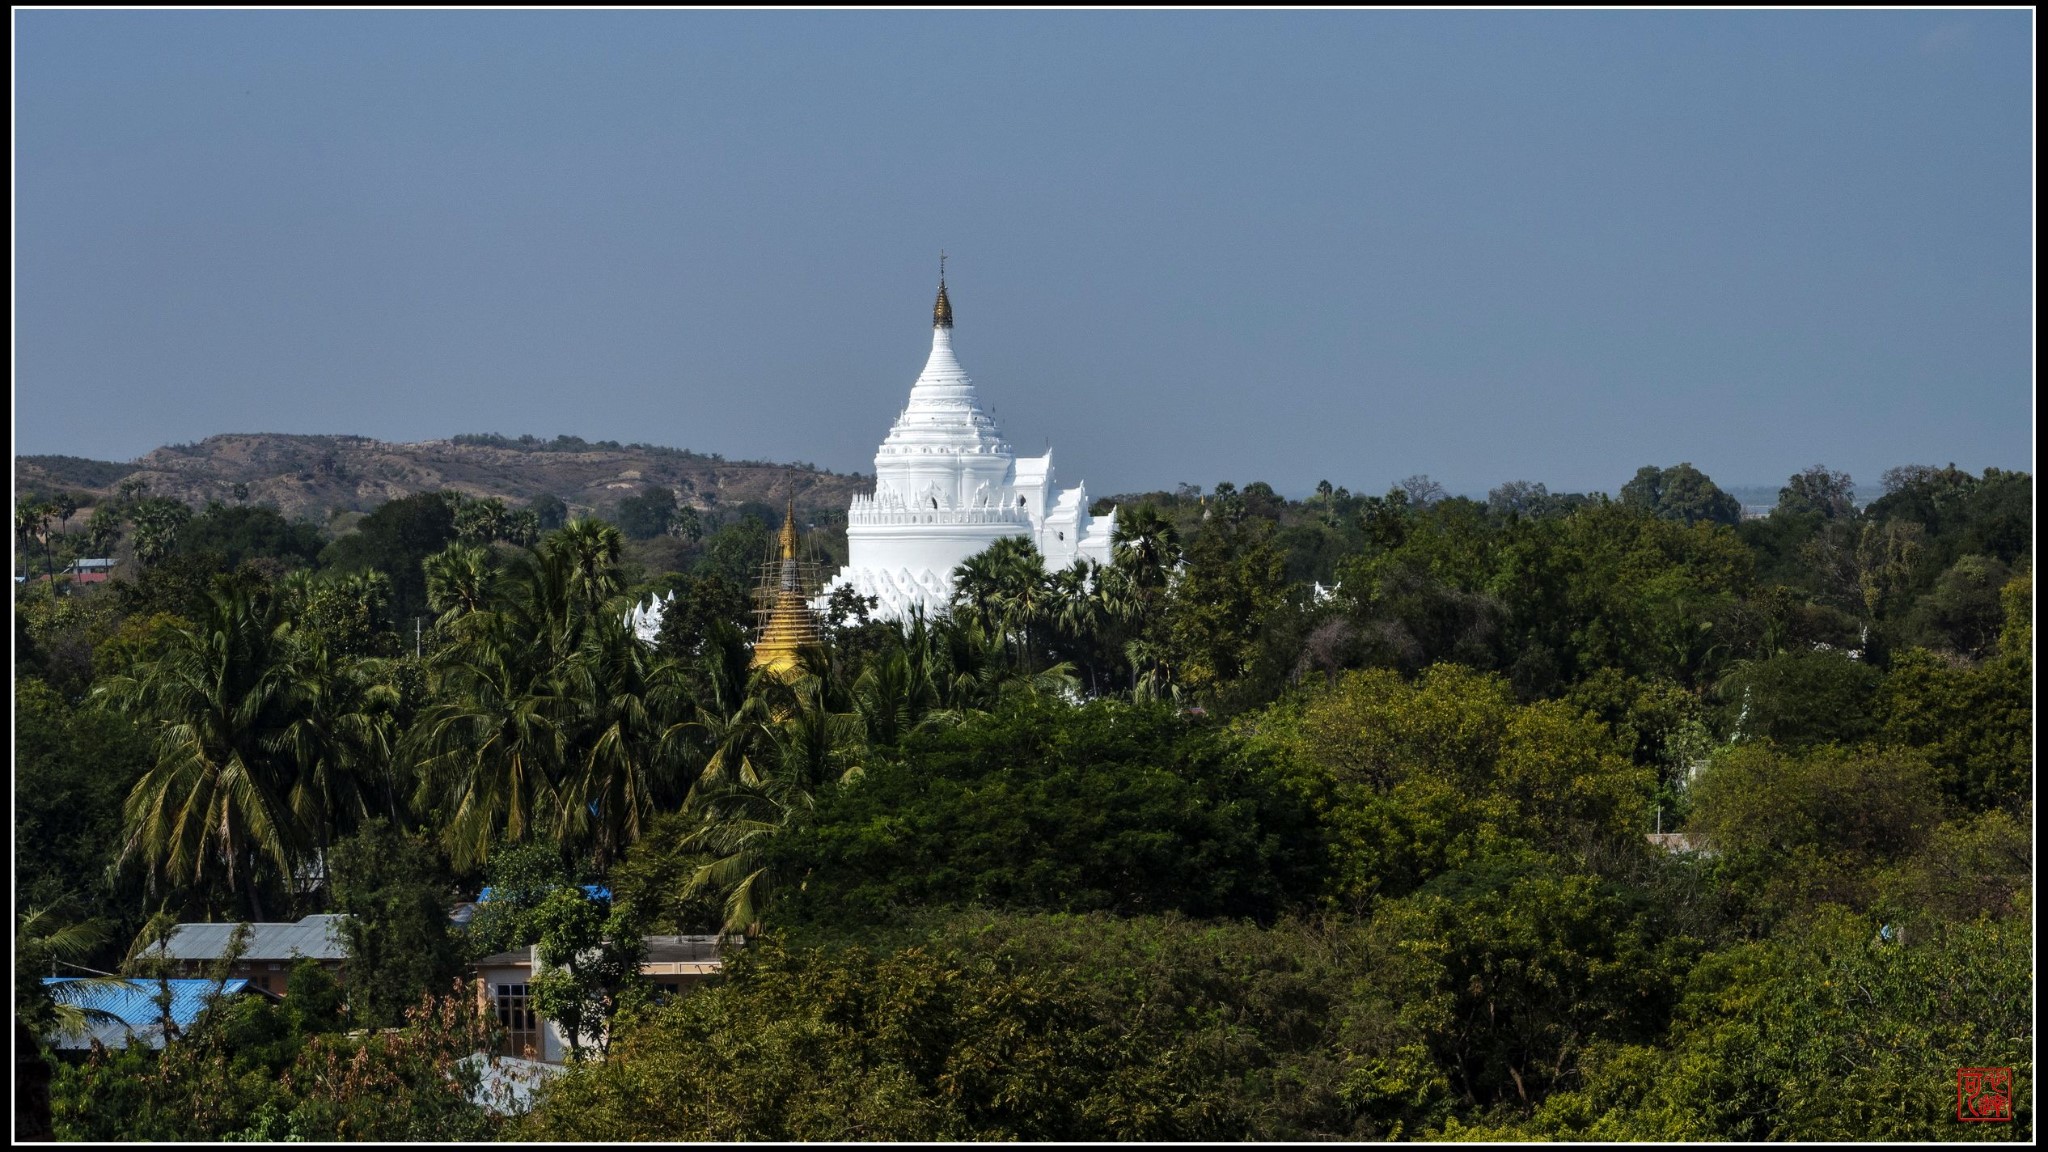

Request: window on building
left=494, top=983, right=539, bottom=1058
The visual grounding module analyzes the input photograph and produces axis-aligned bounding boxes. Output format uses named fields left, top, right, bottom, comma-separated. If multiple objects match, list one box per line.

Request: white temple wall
left=845, top=521, right=1033, bottom=575
left=874, top=452, right=1015, bottom=510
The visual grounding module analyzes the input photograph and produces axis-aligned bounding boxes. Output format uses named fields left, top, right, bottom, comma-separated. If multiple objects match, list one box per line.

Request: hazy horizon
left=14, top=427, right=1922, bottom=508
left=16, top=11, right=2034, bottom=501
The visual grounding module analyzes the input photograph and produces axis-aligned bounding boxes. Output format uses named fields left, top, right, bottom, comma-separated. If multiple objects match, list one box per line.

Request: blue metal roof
left=475, top=885, right=611, bottom=903
left=41, top=977, right=252, bottom=1050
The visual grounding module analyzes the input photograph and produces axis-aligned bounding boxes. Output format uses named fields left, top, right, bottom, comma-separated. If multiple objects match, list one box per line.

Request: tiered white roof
left=820, top=275, right=1113, bottom=621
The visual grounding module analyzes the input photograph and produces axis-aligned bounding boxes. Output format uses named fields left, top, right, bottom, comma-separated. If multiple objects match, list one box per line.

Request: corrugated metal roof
left=158, top=914, right=348, bottom=961
left=41, top=978, right=252, bottom=1050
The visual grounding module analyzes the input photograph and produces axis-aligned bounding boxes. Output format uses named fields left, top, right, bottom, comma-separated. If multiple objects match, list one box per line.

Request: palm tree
left=935, top=613, right=1078, bottom=711
left=1112, top=504, right=1181, bottom=598
left=83, top=505, right=123, bottom=557
left=275, top=638, right=401, bottom=853
left=851, top=615, right=945, bottom=748
left=15, top=499, right=56, bottom=583
left=556, top=615, right=682, bottom=871
left=424, top=542, right=500, bottom=633
left=15, top=907, right=130, bottom=1041
left=951, top=536, right=1055, bottom=667
left=97, top=587, right=308, bottom=919
left=950, top=550, right=1007, bottom=634
left=668, top=629, right=777, bottom=808
left=552, top=519, right=626, bottom=619
left=411, top=517, right=649, bottom=868
left=409, top=640, right=568, bottom=870
left=678, top=676, right=865, bottom=936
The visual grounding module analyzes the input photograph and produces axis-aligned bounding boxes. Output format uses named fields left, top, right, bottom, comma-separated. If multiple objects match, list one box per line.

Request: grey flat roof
left=644, top=937, right=724, bottom=964
left=160, top=914, right=348, bottom=962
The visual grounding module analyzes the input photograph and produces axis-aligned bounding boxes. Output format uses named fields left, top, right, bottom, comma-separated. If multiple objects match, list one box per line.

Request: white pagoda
left=818, top=274, right=1114, bottom=620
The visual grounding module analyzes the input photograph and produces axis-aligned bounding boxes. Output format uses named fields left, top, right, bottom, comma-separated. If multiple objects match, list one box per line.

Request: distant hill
left=15, top=433, right=871, bottom=525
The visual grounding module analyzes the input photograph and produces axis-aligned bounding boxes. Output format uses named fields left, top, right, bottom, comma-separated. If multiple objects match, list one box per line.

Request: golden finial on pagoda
left=933, top=251, right=953, bottom=329
left=778, top=497, right=799, bottom=562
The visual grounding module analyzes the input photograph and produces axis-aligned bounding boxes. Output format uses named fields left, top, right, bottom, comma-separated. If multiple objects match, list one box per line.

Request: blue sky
left=14, top=10, right=2033, bottom=498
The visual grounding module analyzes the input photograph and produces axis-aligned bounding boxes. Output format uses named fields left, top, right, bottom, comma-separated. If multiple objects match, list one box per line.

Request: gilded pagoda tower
left=750, top=501, right=823, bottom=677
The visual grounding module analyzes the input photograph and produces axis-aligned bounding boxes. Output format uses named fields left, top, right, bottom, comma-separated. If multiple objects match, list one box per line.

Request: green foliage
left=695, top=515, right=771, bottom=587
left=111, top=550, right=254, bottom=623
left=528, top=492, right=569, bottom=531
left=1330, top=496, right=1756, bottom=696
left=127, top=497, right=195, bottom=565
left=780, top=698, right=1321, bottom=925
left=15, top=581, right=131, bottom=697
left=97, top=582, right=395, bottom=917
left=328, top=819, right=465, bottom=1027
left=1689, top=743, right=1943, bottom=926
left=614, top=485, right=700, bottom=541
left=530, top=888, right=646, bottom=1058
left=1367, top=848, right=1695, bottom=1110
left=1865, top=465, right=2032, bottom=576
left=651, top=573, right=751, bottom=661
left=319, top=491, right=458, bottom=626
left=1562, top=668, right=1710, bottom=783
left=1164, top=513, right=1288, bottom=702
left=290, top=569, right=401, bottom=657
left=522, top=912, right=1395, bottom=1140
left=50, top=983, right=498, bottom=1142
left=1717, top=649, right=1882, bottom=748
left=14, top=678, right=151, bottom=937
left=1774, top=465, right=1857, bottom=520
left=1871, top=807, right=2031, bottom=929
left=285, top=958, right=346, bottom=1034
left=464, top=841, right=576, bottom=957
left=1877, top=645, right=2031, bottom=812
left=176, top=502, right=325, bottom=569
left=1620, top=463, right=1741, bottom=527
left=605, top=810, right=724, bottom=935
left=272, top=988, right=502, bottom=1141
left=1259, top=666, right=1651, bottom=911
left=16, top=906, right=116, bottom=1038
left=1484, top=908, right=2032, bottom=1141
left=1904, top=554, right=2012, bottom=659
left=1490, top=480, right=1599, bottom=522
left=15, top=467, right=2036, bottom=1143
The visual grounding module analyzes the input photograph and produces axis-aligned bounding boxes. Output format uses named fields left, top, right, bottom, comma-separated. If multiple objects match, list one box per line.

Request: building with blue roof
left=473, top=885, right=612, bottom=904
left=40, top=978, right=257, bottom=1051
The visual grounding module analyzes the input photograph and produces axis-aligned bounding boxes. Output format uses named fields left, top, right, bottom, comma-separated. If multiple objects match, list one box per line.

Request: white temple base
left=816, top=566, right=955, bottom=622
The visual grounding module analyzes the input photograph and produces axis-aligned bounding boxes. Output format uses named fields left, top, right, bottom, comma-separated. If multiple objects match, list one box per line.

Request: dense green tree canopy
left=777, top=698, right=1321, bottom=925
left=13, top=461, right=2033, bottom=1142
left=1621, top=463, right=1742, bottom=527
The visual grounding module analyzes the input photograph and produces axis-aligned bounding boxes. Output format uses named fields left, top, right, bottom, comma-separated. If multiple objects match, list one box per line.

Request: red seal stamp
left=1957, top=1067, right=2013, bottom=1122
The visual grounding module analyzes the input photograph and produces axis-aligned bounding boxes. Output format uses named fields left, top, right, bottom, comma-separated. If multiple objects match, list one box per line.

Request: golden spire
left=750, top=499, right=822, bottom=678
left=933, top=251, right=953, bottom=329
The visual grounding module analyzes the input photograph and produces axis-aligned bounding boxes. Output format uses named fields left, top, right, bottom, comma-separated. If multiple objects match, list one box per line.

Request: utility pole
left=415, top=617, right=422, bottom=659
